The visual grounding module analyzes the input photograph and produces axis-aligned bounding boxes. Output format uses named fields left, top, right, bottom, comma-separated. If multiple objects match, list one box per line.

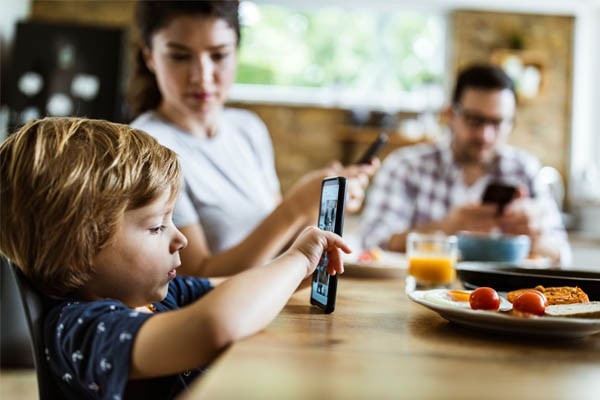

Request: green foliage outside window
left=237, top=3, right=445, bottom=95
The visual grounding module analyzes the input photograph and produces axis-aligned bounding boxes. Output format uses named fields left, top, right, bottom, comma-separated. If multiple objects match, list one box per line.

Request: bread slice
left=545, top=302, right=600, bottom=319
left=534, top=285, right=589, bottom=305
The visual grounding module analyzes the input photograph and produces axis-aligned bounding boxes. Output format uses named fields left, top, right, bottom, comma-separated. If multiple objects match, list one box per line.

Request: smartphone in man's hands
left=482, top=182, right=518, bottom=215
left=310, top=176, right=347, bottom=314
left=354, top=133, right=388, bottom=164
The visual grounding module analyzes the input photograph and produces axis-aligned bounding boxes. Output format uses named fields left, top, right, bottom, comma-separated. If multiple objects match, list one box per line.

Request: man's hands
left=498, top=198, right=544, bottom=237
left=443, top=198, right=544, bottom=236
left=442, top=203, right=498, bottom=234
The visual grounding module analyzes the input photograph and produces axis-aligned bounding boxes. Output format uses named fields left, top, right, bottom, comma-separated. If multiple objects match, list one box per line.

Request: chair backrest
left=1, top=257, right=34, bottom=367
left=7, top=259, right=65, bottom=400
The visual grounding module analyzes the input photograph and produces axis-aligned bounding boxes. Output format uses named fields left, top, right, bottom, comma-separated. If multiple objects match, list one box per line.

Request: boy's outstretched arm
left=129, top=227, right=350, bottom=379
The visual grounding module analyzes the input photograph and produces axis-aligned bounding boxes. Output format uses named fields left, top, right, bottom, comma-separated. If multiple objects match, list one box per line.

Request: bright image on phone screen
left=311, top=181, right=339, bottom=306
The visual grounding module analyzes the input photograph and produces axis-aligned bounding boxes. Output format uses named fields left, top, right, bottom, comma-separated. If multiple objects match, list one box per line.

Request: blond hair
left=0, top=117, right=181, bottom=298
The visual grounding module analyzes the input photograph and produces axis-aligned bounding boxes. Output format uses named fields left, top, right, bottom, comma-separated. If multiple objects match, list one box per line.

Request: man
left=361, top=64, right=571, bottom=266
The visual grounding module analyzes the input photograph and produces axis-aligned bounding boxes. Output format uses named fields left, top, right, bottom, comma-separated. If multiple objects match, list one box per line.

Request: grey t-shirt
left=131, top=108, right=280, bottom=253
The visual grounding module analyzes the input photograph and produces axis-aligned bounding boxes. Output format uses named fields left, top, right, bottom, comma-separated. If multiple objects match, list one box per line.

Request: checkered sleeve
left=360, top=150, right=416, bottom=250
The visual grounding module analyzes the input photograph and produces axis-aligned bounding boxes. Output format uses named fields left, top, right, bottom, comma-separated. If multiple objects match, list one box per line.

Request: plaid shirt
left=360, top=141, right=571, bottom=265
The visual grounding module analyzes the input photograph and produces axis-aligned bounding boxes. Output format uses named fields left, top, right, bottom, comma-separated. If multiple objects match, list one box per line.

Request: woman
left=128, top=0, right=376, bottom=277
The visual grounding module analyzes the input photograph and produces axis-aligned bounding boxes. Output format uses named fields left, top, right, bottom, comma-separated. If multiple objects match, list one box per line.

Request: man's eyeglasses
left=453, top=105, right=514, bottom=131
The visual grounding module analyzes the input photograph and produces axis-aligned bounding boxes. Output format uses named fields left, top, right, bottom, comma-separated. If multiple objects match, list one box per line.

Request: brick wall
left=451, top=10, right=573, bottom=194
left=228, top=102, right=348, bottom=192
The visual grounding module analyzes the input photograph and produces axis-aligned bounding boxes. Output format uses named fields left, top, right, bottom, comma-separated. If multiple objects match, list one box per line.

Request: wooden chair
left=5, top=257, right=65, bottom=400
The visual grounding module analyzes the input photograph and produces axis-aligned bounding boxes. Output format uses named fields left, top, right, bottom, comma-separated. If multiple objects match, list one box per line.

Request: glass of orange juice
left=406, top=232, right=458, bottom=291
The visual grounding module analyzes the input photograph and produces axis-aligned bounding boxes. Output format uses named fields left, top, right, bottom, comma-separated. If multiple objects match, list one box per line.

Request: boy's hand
left=289, top=226, right=351, bottom=278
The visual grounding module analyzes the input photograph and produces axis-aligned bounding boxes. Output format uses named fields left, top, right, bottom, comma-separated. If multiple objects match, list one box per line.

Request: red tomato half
left=524, top=289, right=549, bottom=307
left=512, top=291, right=546, bottom=316
left=469, top=287, right=501, bottom=311
left=357, top=252, right=373, bottom=262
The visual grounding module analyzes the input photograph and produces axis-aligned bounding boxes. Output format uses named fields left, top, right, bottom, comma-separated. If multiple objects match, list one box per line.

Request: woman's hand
left=339, top=159, right=379, bottom=213
left=283, top=159, right=379, bottom=220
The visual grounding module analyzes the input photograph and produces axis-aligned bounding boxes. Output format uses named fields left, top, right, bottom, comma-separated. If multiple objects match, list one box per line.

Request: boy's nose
left=173, top=228, right=188, bottom=251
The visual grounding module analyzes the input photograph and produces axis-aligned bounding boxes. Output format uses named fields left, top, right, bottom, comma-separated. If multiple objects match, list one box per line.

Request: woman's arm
left=178, top=192, right=311, bottom=276
left=178, top=162, right=376, bottom=277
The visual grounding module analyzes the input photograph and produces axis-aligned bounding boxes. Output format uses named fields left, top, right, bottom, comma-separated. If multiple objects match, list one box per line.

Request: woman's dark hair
left=126, top=0, right=240, bottom=118
left=451, top=64, right=516, bottom=105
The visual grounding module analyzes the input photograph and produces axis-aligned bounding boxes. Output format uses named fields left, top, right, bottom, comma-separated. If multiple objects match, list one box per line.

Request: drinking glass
left=406, top=232, right=458, bottom=291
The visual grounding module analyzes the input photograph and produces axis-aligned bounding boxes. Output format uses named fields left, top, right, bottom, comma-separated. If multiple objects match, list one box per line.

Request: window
left=233, top=1, right=446, bottom=111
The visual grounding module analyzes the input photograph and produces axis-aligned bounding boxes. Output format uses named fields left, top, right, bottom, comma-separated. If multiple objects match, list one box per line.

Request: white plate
left=408, top=289, right=600, bottom=339
left=343, top=251, right=407, bottom=279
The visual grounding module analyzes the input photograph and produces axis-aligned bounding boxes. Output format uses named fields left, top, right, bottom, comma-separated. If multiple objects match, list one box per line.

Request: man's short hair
left=452, top=64, right=516, bottom=105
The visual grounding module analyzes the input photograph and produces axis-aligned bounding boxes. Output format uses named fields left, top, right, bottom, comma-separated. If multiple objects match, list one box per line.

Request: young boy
left=0, top=117, right=349, bottom=399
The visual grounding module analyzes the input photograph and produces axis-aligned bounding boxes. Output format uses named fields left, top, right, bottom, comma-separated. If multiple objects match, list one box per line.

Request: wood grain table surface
left=179, top=276, right=600, bottom=399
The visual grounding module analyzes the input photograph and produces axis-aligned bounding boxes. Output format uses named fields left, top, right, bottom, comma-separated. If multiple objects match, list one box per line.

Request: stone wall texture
left=451, top=10, right=573, bottom=192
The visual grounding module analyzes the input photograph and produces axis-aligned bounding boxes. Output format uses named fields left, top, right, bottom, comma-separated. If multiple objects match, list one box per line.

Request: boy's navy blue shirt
left=43, top=276, right=213, bottom=400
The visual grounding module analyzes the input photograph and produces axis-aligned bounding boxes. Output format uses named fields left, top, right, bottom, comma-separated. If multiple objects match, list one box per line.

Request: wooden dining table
left=179, top=275, right=600, bottom=399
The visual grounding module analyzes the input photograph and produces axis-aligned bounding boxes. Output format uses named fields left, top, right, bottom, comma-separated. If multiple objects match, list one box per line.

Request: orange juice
left=408, top=256, right=455, bottom=285
left=406, top=232, right=458, bottom=288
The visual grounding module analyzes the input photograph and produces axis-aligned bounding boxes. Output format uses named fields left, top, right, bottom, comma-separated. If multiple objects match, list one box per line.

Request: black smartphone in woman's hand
left=355, top=133, right=388, bottom=164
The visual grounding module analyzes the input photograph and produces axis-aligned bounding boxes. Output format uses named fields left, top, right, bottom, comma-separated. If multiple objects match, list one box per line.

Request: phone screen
left=310, top=177, right=346, bottom=313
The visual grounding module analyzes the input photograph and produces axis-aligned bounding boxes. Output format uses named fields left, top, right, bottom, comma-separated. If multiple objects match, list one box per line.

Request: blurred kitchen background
left=0, top=0, right=599, bottom=391
left=2, top=0, right=599, bottom=230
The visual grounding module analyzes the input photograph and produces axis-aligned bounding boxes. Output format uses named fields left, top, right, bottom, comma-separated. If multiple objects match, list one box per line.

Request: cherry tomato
left=469, top=287, right=501, bottom=311
left=525, top=289, right=548, bottom=307
left=512, top=291, right=547, bottom=316
left=357, top=252, right=373, bottom=262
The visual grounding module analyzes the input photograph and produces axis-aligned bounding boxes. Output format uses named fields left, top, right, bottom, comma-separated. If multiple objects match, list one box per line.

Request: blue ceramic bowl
left=457, top=232, right=531, bottom=265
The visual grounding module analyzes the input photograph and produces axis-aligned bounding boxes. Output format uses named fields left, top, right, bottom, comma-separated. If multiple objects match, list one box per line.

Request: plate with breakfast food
left=343, top=248, right=407, bottom=279
left=456, top=262, right=600, bottom=300
left=408, top=285, right=600, bottom=338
